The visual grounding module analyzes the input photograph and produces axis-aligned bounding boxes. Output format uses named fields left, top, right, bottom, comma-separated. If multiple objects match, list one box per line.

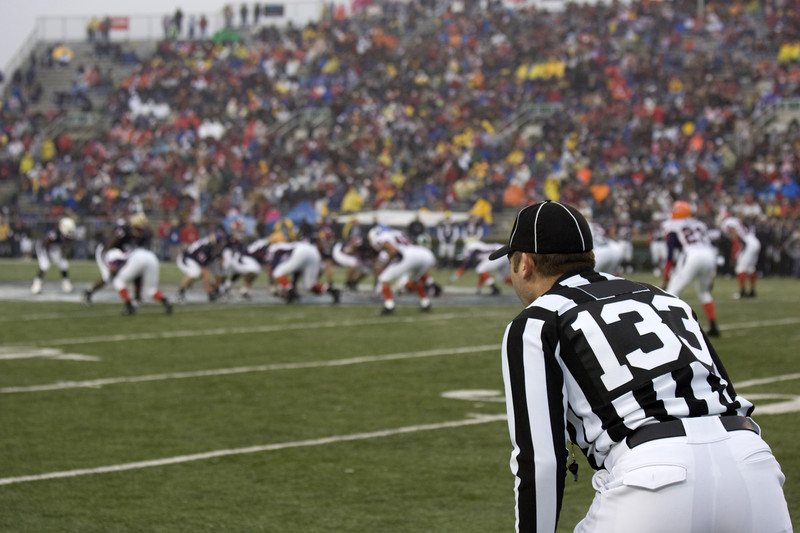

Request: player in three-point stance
left=368, top=225, right=436, bottom=314
left=106, top=247, right=173, bottom=315
left=270, top=240, right=340, bottom=304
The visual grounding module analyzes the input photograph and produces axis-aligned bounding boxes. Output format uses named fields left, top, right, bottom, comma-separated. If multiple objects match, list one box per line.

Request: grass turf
left=0, top=261, right=797, bottom=531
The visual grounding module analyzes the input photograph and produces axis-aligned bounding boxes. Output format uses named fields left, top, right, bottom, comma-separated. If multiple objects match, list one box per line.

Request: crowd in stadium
left=1, top=0, right=800, bottom=276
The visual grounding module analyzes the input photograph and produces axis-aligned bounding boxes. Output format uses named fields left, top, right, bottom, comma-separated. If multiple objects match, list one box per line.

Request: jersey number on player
left=571, top=296, right=713, bottom=391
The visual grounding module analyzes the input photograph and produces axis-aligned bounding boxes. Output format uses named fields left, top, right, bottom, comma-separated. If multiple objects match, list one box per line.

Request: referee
left=492, top=201, right=791, bottom=533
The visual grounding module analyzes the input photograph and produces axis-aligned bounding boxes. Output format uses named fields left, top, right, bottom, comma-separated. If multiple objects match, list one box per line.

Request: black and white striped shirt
left=501, top=270, right=753, bottom=532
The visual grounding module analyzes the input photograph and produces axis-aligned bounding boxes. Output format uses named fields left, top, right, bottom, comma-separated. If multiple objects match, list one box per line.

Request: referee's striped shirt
left=501, top=270, right=753, bottom=533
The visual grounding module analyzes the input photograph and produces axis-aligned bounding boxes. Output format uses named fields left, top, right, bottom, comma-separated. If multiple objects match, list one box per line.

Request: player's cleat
left=380, top=306, right=395, bottom=315
left=707, top=322, right=720, bottom=337
left=747, top=290, right=756, bottom=298
left=420, top=297, right=432, bottom=312
left=428, top=282, right=443, bottom=298
left=31, top=278, right=42, bottom=294
left=62, top=279, right=73, bottom=293
left=239, top=288, right=251, bottom=301
left=83, top=289, right=93, bottom=304
left=489, top=284, right=501, bottom=296
left=162, top=298, right=173, bottom=315
left=122, top=302, right=137, bottom=316
left=284, top=287, right=299, bottom=304
left=176, top=289, right=186, bottom=303
left=208, top=289, right=220, bottom=302
left=328, top=287, right=341, bottom=304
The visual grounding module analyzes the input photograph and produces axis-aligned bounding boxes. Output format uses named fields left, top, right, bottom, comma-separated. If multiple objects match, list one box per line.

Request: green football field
left=0, top=260, right=797, bottom=531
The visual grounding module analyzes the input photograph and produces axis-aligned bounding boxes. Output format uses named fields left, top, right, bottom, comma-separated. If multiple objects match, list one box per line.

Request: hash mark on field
left=0, top=347, right=100, bottom=362
left=0, top=414, right=507, bottom=486
left=9, top=312, right=508, bottom=347
left=0, top=345, right=497, bottom=394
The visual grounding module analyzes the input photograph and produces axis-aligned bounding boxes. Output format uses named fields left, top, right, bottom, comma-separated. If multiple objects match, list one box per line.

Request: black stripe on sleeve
left=543, top=335, right=568, bottom=526
left=505, top=317, right=536, bottom=532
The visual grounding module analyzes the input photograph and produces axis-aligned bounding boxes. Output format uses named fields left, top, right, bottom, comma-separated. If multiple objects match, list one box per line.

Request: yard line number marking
left=0, top=414, right=507, bottom=487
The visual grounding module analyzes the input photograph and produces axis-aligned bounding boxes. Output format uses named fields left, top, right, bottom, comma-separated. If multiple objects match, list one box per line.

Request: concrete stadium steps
left=28, top=40, right=156, bottom=114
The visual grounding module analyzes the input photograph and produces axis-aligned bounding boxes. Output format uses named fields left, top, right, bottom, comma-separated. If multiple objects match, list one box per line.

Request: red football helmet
left=671, top=201, right=692, bottom=219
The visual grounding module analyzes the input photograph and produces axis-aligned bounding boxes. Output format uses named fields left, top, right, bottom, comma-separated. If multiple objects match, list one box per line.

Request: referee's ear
left=519, top=252, right=537, bottom=281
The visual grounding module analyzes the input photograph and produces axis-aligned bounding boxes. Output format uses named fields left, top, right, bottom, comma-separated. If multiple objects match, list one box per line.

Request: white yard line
left=0, top=414, right=507, bottom=487
left=719, top=317, right=800, bottom=330
left=737, top=373, right=800, bottom=389
left=5, top=311, right=507, bottom=348
left=0, top=345, right=498, bottom=394
left=0, top=304, right=297, bottom=323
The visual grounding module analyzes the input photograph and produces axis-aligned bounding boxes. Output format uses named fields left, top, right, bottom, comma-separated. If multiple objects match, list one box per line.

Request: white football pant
left=36, top=242, right=68, bottom=273
left=272, top=242, right=321, bottom=291
left=113, top=249, right=161, bottom=300
left=735, top=235, right=761, bottom=275
left=575, top=417, right=791, bottom=533
left=377, top=245, right=435, bottom=285
left=666, top=247, right=716, bottom=304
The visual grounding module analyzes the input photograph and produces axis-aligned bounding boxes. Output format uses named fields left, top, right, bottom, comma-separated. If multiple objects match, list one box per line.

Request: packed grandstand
left=1, top=0, right=800, bottom=277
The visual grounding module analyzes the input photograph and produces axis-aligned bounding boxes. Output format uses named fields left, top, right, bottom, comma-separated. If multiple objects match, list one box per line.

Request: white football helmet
left=58, top=217, right=76, bottom=238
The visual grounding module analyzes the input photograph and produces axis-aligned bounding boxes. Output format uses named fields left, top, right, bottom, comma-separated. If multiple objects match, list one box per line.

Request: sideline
left=0, top=414, right=507, bottom=487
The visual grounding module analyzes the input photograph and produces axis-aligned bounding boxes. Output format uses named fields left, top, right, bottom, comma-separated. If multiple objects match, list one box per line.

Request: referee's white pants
left=735, top=236, right=761, bottom=275
left=575, top=417, right=791, bottom=533
left=112, top=249, right=161, bottom=300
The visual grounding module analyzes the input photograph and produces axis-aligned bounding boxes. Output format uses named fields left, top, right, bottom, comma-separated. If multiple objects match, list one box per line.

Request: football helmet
left=130, top=213, right=149, bottom=229
left=671, top=201, right=692, bottom=220
left=58, top=217, right=77, bottom=238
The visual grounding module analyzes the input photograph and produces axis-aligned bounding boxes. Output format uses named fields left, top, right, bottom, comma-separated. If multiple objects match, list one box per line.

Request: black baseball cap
left=488, top=201, right=593, bottom=260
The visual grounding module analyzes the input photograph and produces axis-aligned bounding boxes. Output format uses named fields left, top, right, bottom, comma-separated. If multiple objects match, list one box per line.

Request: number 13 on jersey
left=571, top=296, right=713, bottom=391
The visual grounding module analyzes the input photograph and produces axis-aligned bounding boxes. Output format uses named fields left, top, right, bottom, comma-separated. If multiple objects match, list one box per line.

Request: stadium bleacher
left=0, top=0, right=799, bottom=274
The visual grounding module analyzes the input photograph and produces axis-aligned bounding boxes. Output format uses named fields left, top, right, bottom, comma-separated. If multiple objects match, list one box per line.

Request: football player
left=721, top=216, right=762, bottom=298
left=31, top=217, right=76, bottom=295
left=663, top=200, right=720, bottom=336
left=84, top=213, right=152, bottom=303
left=226, top=234, right=272, bottom=300
left=176, top=228, right=229, bottom=302
left=270, top=240, right=340, bottom=304
left=589, top=220, right=625, bottom=275
left=451, top=239, right=510, bottom=295
left=107, top=247, right=173, bottom=315
left=368, top=225, right=437, bottom=314
left=332, top=234, right=378, bottom=291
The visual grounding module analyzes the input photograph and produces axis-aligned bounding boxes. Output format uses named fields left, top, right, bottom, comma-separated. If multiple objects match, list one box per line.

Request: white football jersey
left=664, top=218, right=713, bottom=249
left=721, top=217, right=755, bottom=242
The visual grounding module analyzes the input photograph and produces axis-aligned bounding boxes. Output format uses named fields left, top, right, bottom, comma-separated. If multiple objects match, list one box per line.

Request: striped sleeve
left=502, top=314, right=567, bottom=533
